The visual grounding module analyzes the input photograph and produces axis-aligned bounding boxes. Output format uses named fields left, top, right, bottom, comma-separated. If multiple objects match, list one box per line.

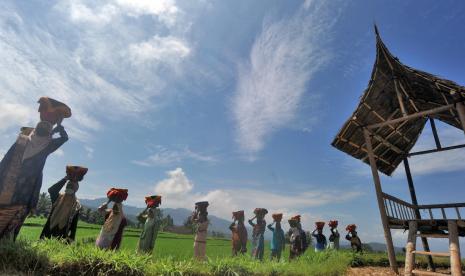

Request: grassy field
left=20, top=217, right=242, bottom=260
left=0, top=217, right=456, bottom=275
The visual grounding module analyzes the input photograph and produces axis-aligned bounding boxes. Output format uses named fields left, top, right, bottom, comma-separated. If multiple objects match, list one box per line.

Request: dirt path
left=346, top=267, right=401, bottom=276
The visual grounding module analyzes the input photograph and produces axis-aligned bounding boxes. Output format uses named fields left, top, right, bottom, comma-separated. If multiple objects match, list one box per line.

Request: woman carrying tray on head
left=192, top=201, right=209, bottom=261
left=96, top=188, right=128, bottom=250
left=288, top=217, right=304, bottom=260
left=137, top=195, right=162, bottom=254
left=230, top=210, right=248, bottom=256
left=40, top=166, right=87, bottom=243
left=312, top=221, right=327, bottom=252
left=248, top=208, right=267, bottom=261
left=328, top=220, right=340, bottom=250
left=268, top=213, right=285, bottom=261
left=0, top=97, right=70, bottom=241
left=345, top=224, right=362, bottom=252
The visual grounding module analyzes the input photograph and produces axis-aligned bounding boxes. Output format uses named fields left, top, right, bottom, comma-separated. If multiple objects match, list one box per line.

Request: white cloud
left=0, top=102, right=35, bottom=131
left=52, top=148, right=65, bottom=157
left=154, top=167, right=194, bottom=195
left=84, top=146, right=94, bottom=159
left=132, top=145, right=217, bottom=166
left=232, top=2, right=340, bottom=157
left=0, top=0, right=192, bottom=143
left=128, top=35, right=190, bottom=66
left=153, top=167, right=363, bottom=230
left=67, top=0, right=178, bottom=26
left=405, top=127, right=465, bottom=176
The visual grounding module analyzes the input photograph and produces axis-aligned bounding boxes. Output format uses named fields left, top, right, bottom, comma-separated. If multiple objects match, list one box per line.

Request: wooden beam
left=395, top=78, right=408, bottom=117
left=398, top=79, right=420, bottom=112
left=417, top=203, right=465, bottom=209
left=362, top=104, right=412, bottom=143
left=413, top=251, right=450, bottom=257
left=368, top=103, right=457, bottom=130
left=363, top=128, right=399, bottom=274
left=448, top=220, right=462, bottom=276
left=429, top=118, right=442, bottom=149
left=408, top=143, right=465, bottom=157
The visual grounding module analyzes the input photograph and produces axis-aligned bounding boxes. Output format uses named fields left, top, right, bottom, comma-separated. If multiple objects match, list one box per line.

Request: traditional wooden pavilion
left=332, top=26, right=465, bottom=276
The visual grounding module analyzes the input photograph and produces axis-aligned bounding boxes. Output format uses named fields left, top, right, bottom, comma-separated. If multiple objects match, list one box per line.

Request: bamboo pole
left=368, top=103, right=456, bottom=129
left=429, top=118, right=442, bottom=149
left=448, top=220, right=462, bottom=276
left=363, top=128, right=399, bottom=274
left=404, top=158, right=435, bottom=271
left=395, top=78, right=408, bottom=117
left=404, top=221, right=417, bottom=276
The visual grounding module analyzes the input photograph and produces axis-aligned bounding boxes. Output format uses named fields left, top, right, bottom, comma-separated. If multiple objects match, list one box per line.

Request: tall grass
left=1, top=239, right=358, bottom=275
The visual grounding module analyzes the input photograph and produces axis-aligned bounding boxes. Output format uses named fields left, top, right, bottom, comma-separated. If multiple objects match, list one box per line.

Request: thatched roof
left=332, top=26, right=465, bottom=176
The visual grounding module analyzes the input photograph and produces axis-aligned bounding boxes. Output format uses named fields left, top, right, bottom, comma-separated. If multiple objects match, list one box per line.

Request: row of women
left=0, top=97, right=359, bottom=261
left=230, top=208, right=363, bottom=261
left=0, top=97, right=192, bottom=255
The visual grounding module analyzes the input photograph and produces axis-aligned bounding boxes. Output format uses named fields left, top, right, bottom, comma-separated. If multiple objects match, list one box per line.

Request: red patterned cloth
left=346, top=224, right=357, bottom=232
left=291, top=215, right=301, bottom=222
left=145, top=195, right=161, bottom=208
left=107, top=188, right=128, bottom=201
left=329, top=220, right=338, bottom=228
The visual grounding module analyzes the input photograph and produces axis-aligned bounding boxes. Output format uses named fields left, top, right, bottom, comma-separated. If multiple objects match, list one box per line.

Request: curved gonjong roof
left=332, top=26, right=465, bottom=176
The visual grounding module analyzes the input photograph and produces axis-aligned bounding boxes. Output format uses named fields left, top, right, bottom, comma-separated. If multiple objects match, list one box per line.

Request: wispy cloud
left=132, top=145, right=217, bottom=167
left=0, top=0, right=191, bottom=145
left=232, top=1, right=341, bottom=158
left=84, top=146, right=94, bottom=159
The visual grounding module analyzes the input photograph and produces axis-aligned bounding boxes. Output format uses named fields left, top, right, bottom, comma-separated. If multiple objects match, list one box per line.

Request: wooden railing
left=382, top=193, right=416, bottom=221
left=417, top=203, right=465, bottom=220
left=382, top=192, right=465, bottom=221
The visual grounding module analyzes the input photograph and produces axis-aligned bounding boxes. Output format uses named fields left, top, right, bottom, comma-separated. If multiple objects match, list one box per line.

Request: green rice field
left=0, top=217, right=456, bottom=275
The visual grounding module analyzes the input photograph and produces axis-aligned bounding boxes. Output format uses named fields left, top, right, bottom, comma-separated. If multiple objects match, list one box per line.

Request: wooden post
left=429, top=118, right=442, bottom=149
left=404, top=158, right=435, bottom=271
left=448, top=220, right=462, bottom=276
left=364, top=128, right=399, bottom=274
left=404, top=221, right=417, bottom=276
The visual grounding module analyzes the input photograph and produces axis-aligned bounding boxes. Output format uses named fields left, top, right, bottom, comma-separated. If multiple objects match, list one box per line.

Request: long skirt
left=194, top=241, right=206, bottom=261
left=251, top=234, right=264, bottom=260
left=0, top=205, right=28, bottom=240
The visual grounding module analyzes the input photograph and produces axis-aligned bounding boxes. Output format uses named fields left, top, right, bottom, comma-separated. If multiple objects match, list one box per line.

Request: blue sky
left=1, top=0, right=465, bottom=250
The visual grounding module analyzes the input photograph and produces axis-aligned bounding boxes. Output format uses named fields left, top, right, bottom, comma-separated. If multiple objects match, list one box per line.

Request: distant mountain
left=79, top=198, right=238, bottom=236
